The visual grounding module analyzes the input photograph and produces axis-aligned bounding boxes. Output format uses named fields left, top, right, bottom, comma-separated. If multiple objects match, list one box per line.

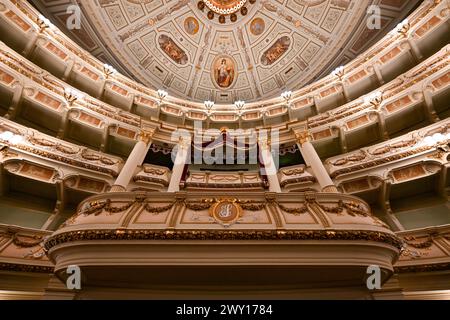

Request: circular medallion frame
left=209, top=199, right=243, bottom=225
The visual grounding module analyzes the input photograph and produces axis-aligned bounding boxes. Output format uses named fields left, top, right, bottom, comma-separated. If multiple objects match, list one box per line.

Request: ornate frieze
left=326, top=119, right=450, bottom=178
left=0, top=119, right=123, bottom=177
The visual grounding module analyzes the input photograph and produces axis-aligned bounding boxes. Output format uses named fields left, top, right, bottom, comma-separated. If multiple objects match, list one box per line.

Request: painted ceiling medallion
left=184, top=17, right=199, bottom=35
left=250, top=17, right=265, bottom=35
left=204, top=0, right=248, bottom=15
left=212, top=55, right=236, bottom=89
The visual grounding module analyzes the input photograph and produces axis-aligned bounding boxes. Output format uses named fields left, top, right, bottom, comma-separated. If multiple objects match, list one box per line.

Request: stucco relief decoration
left=158, top=35, right=188, bottom=65
left=261, top=36, right=291, bottom=66
left=212, top=55, right=236, bottom=88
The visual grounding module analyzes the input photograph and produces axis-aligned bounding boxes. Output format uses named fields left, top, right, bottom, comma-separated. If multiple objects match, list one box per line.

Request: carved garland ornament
left=44, top=229, right=404, bottom=252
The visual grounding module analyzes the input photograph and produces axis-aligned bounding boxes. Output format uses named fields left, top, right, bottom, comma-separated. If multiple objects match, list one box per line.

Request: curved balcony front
left=44, top=191, right=402, bottom=298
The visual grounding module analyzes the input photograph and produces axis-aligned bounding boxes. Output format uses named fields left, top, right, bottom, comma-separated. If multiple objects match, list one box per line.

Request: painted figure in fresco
left=215, top=58, right=235, bottom=88
left=261, top=36, right=291, bottom=66
left=158, top=35, right=188, bottom=65
left=184, top=17, right=199, bottom=35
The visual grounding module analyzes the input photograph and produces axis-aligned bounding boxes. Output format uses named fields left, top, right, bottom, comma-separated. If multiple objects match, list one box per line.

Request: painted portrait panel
left=212, top=55, right=236, bottom=89
left=184, top=17, right=199, bottom=35
left=250, top=18, right=265, bottom=36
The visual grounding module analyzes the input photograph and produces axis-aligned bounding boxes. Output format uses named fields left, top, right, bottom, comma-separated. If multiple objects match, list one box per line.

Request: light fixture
left=234, top=100, right=245, bottom=111
left=332, top=66, right=345, bottom=80
left=103, top=63, right=117, bottom=78
left=364, top=91, right=383, bottom=108
left=0, top=131, right=23, bottom=145
left=157, top=89, right=168, bottom=101
left=394, top=19, right=410, bottom=36
left=204, top=100, right=215, bottom=112
left=64, top=88, right=84, bottom=105
left=0, top=131, right=14, bottom=141
left=37, top=15, right=53, bottom=32
left=10, top=135, right=23, bottom=145
left=281, top=91, right=292, bottom=102
left=423, top=133, right=448, bottom=147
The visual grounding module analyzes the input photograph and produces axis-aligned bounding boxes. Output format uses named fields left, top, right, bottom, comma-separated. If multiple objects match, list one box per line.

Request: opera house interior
left=0, top=0, right=449, bottom=300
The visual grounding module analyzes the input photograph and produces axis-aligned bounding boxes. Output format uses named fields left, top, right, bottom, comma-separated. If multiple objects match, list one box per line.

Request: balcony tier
left=44, top=191, right=401, bottom=297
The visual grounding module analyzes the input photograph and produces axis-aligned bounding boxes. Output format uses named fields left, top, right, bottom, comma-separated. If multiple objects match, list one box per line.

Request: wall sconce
left=281, top=91, right=292, bottom=104
left=364, top=91, right=383, bottom=109
left=37, top=15, right=53, bottom=33
left=64, top=87, right=84, bottom=105
left=204, top=100, right=215, bottom=113
left=394, top=19, right=410, bottom=37
left=103, top=63, right=117, bottom=78
left=0, top=131, right=23, bottom=145
left=423, top=133, right=449, bottom=147
left=157, top=89, right=168, bottom=101
left=332, top=66, right=345, bottom=80
left=234, top=100, right=245, bottom=113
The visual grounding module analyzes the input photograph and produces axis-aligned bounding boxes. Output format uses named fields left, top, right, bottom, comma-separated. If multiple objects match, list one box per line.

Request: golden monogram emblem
left=209, top=199, right=242, bottom=226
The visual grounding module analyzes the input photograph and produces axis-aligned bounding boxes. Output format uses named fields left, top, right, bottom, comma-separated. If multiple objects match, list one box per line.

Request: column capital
left=138, top=129, right=154, bottom=145
left=295, top=130, right=312, bottom=146
left=178, top=135, right=191, bottom=150
left=258, top=138, right=271, bottom=151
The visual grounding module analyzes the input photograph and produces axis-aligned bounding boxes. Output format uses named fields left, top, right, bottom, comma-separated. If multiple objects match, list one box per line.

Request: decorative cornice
left=0, top=262, right=54, bottom=274
left=44, top=229, right=403, bottom=252
left=394, top=262, right=450, bottom=274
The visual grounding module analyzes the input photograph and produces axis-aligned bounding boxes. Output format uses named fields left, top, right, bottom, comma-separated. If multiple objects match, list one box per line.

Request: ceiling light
left=10, top=135, right=23, bottom=145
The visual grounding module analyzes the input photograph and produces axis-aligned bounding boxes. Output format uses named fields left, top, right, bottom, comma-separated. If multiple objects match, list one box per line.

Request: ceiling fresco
left=31, top=0, right=421, bottom=103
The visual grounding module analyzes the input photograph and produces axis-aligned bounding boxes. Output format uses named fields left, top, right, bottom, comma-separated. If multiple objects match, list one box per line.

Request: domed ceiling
left=31, top=0, right=421, bottom=103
